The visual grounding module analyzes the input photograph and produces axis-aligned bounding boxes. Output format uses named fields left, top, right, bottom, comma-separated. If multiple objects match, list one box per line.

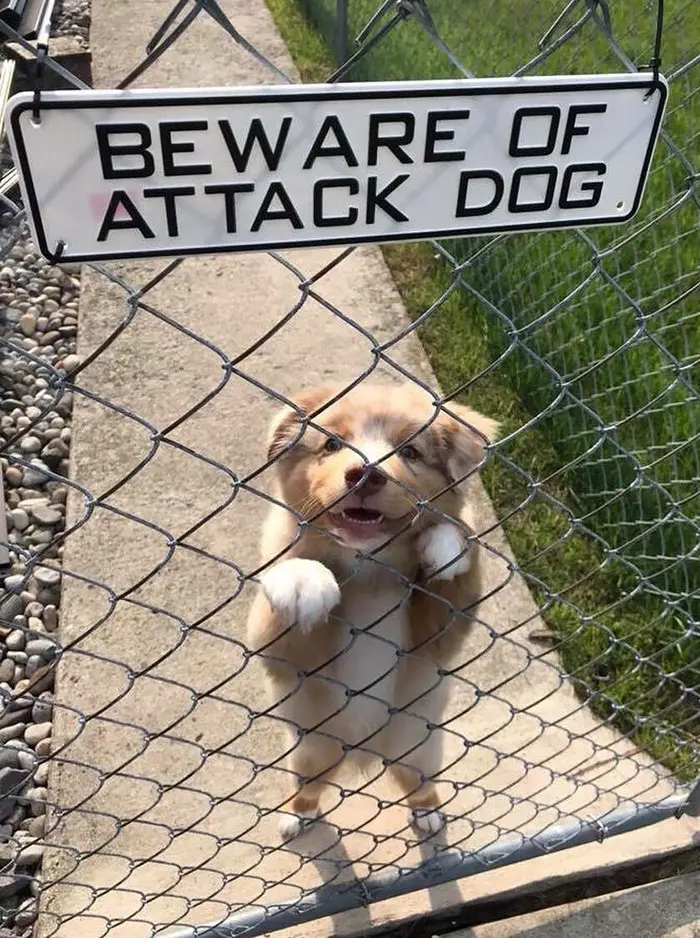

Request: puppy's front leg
left=417, top=521, right=472, bottom=581
left=258, top=558, right=341, bottom=633
left=409, top=520, right=481, bottom=664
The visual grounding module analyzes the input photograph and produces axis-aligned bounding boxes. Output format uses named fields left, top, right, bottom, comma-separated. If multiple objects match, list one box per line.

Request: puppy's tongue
left=342, top=507, right=383, bottom=524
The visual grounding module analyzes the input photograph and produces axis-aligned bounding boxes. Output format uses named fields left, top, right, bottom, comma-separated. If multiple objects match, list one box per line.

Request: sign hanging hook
left=644, top=0, right=664, bottom=99
left=31, top=44, right=48, bottom=125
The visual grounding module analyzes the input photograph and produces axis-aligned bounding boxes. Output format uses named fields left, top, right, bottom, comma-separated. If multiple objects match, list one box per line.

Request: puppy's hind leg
left=387, top=730, right=447, bottom=836
left=279, top=731, right=345, bottom=841
left=382, top=677, right=450, bottom=837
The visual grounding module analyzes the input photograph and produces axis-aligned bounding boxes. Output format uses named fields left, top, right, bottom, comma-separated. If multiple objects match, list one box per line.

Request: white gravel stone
left=33, top=568, right=61, bottom=588
left=34, top=737, right=51, bottom=758
left=8, top=508, right=29, bottom=531
left=5, top=631, right=25, bottom=651
left=19, top=436, right=41, bottom=454
left=60, top=353, right=82, bottom=372
left=24, top=723, right=52, bottom=747
left=19, top=312, right=36, bottom=336
left=30, top=504, right=62, bottom=526
left=42, top=605, right=57, bottom=631
left=3, top=572, right=25, bottom=590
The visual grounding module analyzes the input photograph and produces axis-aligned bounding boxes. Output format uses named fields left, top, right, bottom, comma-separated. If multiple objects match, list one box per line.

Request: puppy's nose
left=345, top=465, right=387, bottom=493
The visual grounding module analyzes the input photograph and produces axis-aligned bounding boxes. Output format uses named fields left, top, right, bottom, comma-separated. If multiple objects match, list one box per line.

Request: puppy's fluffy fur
left=247, top=382, right=498, bottom=839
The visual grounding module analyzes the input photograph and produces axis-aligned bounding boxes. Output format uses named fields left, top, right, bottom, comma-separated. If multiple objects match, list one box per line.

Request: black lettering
left=509, top=107, right=560, bottom=157
left=456, top=170, right=504, bottom=217
left=424, top=109, right=470, bottom=162
left=303, top=116, right=358, bottom=169
left=96, top=190, right=155, bottom=242
left=143, top=186, right=195, bottom=236
left=313, top=178, right=359, bottom=227
left=251, top=181, right=303, bottom=232
left=558, top=162, right=606, bottom=209
left=367, top=113, right=415, bottom=166
left=366, top=174, right=410, bottom=224
left=508, top=166, right=558, bottom=213
left=204, top=183, right=255, bottom=233
left=219, top=117, right=292, bottom=172
left=159, top=121, right=211, bottom=176
left=96, top=123, right=155, bottom=180
left=561, top=104, right=607, bottom=155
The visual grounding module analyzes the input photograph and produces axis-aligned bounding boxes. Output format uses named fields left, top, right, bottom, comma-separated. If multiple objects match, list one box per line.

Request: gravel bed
left=51, top=0, right=90, bottom=48
left=0, top=1, right=88, bottom=930
left=0, top=231, right=81, bottom=934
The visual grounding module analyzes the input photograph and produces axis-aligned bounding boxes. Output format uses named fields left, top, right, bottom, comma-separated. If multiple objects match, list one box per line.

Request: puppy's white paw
left=412, top=807, right=446, bottom=835
left=259, top=559, right=340, bottom=633
left=279, top=808, right=319, bottom=841
left=418, top=523, right=471, bottom=581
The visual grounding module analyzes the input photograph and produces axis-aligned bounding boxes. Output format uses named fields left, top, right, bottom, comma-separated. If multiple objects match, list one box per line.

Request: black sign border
left=9, top=78, right=668, bottom=262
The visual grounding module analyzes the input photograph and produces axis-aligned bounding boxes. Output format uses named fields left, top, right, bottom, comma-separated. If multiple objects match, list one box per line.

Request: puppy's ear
left=436, top=403, right=499, bottom=485
left=267, top=387, right=335, bottom=463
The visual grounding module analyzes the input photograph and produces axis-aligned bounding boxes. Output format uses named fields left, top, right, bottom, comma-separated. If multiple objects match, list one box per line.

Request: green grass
left=265, top=0, right=700, bottom=781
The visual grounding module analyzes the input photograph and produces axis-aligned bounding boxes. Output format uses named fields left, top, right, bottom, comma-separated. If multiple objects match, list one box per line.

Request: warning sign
left=7, top=75, right=666, bottom=262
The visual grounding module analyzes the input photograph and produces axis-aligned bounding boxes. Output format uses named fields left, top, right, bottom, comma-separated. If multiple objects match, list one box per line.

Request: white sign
left=7, top=75, right=666, bottom=262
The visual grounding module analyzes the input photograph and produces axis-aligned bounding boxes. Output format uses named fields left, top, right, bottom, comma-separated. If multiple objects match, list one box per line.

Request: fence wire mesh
left=0, top=1, right=698, bottom=937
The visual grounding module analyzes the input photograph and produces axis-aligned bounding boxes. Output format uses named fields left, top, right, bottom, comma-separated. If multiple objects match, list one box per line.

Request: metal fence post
left=335, top=0, right=348, bottom=63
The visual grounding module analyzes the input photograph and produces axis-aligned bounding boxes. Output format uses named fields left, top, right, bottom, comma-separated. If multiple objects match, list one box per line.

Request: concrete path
left=460, top=870, right=700, bottom=938
left=38, top=2, right=690, bottom=937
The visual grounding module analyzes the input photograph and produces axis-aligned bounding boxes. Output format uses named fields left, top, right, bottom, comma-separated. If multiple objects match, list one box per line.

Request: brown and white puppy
left=247, top=382, right=498, bottom=840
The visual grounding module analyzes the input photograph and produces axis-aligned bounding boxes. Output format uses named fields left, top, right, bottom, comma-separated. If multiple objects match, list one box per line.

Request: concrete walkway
left=462, top=870, right=700, bottom=938
left=39, top=2, right=693, bottom=938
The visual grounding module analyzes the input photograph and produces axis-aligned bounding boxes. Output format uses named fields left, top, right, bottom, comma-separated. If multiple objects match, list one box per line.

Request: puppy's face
left=267, top=384, right=498, bottom=550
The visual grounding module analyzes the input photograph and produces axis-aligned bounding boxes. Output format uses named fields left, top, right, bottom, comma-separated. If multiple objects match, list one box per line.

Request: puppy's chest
left=331, top=569, right=410, bottom=691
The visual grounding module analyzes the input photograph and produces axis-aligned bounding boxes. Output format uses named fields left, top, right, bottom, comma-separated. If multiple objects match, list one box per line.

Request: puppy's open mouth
left=328, top=506, right=412, bottom=541
left=340, top=507, right=384, bottom=525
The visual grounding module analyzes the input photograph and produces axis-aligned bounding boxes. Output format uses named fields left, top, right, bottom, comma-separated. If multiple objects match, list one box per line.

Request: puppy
left=246, top=382, right=498, bottom=839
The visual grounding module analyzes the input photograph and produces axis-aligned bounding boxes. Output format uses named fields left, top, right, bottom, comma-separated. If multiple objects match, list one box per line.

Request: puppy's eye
left=324, top=437, right=343, bottom=453
left=399, top=444, right=421, bottom=461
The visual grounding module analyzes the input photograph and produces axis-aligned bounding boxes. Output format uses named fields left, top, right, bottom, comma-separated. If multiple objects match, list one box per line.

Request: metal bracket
left=0, top=0, right=26, bottom=32
left=31, top=40, right=46, bottom=123
left=45, top=237, right=66, bottom=263
left=28, top=0, right=55, bottom=123
left=643, top=0, right=664, bottom=99
left=0, top=0, right=57, bottom=39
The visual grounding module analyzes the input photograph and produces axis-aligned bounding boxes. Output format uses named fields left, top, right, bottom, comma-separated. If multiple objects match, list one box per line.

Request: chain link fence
left=0, top=1, right=698, bottom=937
